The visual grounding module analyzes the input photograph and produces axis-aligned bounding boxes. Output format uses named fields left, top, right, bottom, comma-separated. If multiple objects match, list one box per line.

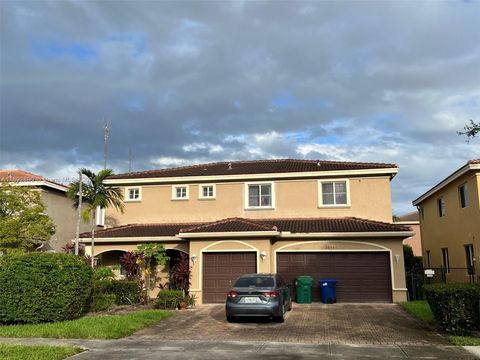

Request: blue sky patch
left=32, top=41, right=97, bottom=62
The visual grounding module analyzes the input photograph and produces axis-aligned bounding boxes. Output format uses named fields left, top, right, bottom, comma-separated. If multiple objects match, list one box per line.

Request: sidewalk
left=0, top=337, right=477, bottom=359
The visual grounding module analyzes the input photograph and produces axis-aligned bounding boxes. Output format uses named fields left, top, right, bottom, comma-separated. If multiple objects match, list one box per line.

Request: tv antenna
left=103, top=119, right=111, bottom=169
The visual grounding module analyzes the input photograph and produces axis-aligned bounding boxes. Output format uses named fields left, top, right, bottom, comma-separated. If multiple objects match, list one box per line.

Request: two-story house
left=413, top=159, right=480, bottom=283
left=0, top=169, right=90, bottom=252
left=80, top=159, right=412, bottom=303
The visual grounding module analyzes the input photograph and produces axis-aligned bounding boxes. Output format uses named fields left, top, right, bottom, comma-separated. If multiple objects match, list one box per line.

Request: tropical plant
left=169, top=252, right=191, bottom=293
left=458, top=119, right=479, bottom=141
left=134, top=244, right=169, bottom=302
left=67, top=168, right=124, bottom=267
left=119, top=251, right=140, bottom=280
left=0, top=183, right=55, bottom=254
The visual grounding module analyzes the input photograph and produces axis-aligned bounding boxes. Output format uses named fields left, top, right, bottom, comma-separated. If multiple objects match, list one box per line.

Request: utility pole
left=74, top=171, right=83, bottom=255
left=103, top=119, right=111, bottom=170
left=128, top=148, right=132, bottom=172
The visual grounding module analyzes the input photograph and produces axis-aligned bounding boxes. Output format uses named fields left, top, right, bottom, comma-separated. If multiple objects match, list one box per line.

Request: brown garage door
left=277, top=252, right=392, bottom=303
left=203, top=252, right=257, bottom=303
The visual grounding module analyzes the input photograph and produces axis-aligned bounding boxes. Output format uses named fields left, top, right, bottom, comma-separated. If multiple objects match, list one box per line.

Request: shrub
left=0, top=253, right=93, bottom=324
left=424, top=283, right=480, bottom=335
left=105, top=280, right=142, bottom=305
left=93, top=266, right=116, bottom=281
left=91, top=294, right=117, bottom=312
left=155, top=290, right=183, bottom=310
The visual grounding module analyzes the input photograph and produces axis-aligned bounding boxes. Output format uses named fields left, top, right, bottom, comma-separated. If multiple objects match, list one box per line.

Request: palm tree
left=67, top=168, right=124, bottom=267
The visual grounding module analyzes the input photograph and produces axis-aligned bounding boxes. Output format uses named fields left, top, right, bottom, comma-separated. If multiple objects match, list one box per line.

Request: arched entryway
left=96, top=250, right=128, bottom=279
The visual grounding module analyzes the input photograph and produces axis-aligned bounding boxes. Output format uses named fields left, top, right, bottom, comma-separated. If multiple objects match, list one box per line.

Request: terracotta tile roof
left=179, top=218, right=277, bottom=233
left=0, top=169, right=44, bottom=182
left=80, top=223, right=203, bottom=238
left=468, top=159, right=480, bottom=164
left=84, top=217, right=410, bottom=238
left=255, top=217, right=411, bottom=233
left=108, top=159, right=398, bottom=180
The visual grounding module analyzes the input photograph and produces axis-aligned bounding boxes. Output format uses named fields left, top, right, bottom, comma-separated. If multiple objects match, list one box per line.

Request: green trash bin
left=295, top=276, right=314, bottom=304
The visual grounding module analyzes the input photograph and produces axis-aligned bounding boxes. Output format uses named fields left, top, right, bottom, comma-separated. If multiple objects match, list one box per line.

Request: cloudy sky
left=1, top=1, right=479, bottom=215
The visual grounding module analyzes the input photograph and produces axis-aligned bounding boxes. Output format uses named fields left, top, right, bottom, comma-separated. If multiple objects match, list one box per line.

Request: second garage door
left=277, top=252, right=392, bottom=303
left=203, top=252, right=257, bottom=303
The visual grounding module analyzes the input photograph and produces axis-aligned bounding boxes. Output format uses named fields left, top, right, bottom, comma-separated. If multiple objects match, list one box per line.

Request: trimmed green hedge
left=155, top=290, right=183, bottom=310
left=424, top=283, right=480, bottom=335
left=0, top=253, right=93, bottom=324
left=105, top=280, right=141, bottom=305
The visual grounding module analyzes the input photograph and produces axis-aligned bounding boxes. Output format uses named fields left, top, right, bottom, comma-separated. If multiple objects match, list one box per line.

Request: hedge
left=0, top=253, right=93, bottom=324
left=424, top=283, right=480, bottom=335
left=155, top=290, right=183, bottom=310
left=105, top=280, right=141, bottom=305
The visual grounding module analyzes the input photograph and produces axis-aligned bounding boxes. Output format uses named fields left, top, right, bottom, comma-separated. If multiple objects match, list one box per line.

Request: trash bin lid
left=318, top=279, right=337, bottom=285
left=296, top=276, right=314, bottom=285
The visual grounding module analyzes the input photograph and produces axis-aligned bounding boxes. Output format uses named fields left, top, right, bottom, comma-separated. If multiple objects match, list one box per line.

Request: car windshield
left=234, top=276, right=274, bottom=288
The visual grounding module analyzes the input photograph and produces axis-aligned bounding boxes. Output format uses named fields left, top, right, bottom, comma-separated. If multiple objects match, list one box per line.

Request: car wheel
left=226, top=316, right=235, bottom=323
left=275, top=303, right=285, bottom=323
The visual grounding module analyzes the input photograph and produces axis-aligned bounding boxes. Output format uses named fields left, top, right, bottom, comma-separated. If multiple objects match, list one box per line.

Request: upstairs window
left=319, top=180, right=349, bottom=206
left=199, top=184, right=215, bottom=199
left=437, top=197, right=445, bottom=217
left=441, top=248, right=450, bottom=273
left=125, top=187, right=141, bottom=201
left=426, top=250, right=432, bottom=268
left=172, top=185, right=189, bottom=200
left=465, top=244, right=475, bottom=274
left=246, top=183, right=274, bottom=208
left=459, top=183, right=470, bottom=208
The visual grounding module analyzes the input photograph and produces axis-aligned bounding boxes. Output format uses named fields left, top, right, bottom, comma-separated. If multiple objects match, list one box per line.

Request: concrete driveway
left=133, top=303, right=448, bottom=345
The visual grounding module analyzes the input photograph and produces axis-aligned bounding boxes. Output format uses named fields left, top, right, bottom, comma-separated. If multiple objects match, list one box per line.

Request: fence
left=406, top=266, right=476, bottom=301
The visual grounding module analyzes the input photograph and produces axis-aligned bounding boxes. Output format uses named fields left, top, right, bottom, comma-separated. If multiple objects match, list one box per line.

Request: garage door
left=277, top=252, right=392, bottom=303
left=203, top=252, right=257, bottom=303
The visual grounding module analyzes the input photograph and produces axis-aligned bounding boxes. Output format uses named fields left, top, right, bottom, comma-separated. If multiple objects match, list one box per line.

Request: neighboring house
left=412, top=159, right=480, bottom=283
left=0, top=169, right=89, bottom=252
left=80, top=159, right=412, bottom=304
left=394, top=212, right=422, bottom=257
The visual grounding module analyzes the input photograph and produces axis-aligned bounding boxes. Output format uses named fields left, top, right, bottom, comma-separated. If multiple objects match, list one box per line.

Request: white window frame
left=459, top=183, right=470, bottom=209
left=198, top=184, right=216, bottom=200
left=437, top=196, right=445, bottom=217
left=244, top=181, right=275, bottom=210
left=125, top=187, right=142, bottom=202
left=318, top=179, right=350, bottom=207
left=172, top=185, right=189, bottom=200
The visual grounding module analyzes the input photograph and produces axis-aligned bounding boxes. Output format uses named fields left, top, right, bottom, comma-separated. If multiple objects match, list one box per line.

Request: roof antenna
left=228, top=162, right=232, bottom=170
left=103, top=118, right=111, bottom=169
left=128, top=148, right=132, bottom=173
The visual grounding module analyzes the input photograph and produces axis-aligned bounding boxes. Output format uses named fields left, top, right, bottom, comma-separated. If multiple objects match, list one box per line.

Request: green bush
left=155, top=290, right=183, bottom=310
left=0, top=253, right=93, bottom=324
left=105, top=280, right=141, bottom=305
left=424, top=283, right=480, bottom=335
left=91, top=294, right=116, bottom=312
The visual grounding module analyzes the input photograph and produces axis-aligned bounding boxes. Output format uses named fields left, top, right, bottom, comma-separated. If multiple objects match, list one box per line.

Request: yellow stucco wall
left=107, top=176, right=393, bottom=225
left=419, top=171, right=480, bottom=283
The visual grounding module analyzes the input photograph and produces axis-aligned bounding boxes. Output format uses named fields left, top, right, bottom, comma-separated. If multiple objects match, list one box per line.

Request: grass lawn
left=0, top=310, right=172, bottom=339
left=0, top=344, right=82, bottom=360
left=400, top=300, right=480, bottom=346
left=449, top=336, right=480, bottom=346
left=400, top=300, right=434, bottom=324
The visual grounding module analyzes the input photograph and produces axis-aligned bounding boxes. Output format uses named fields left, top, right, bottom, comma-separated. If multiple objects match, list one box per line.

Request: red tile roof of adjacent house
left=468, top=159, right=480, bottom=164
left=0, top=169, right=68, bottom=192
left=0, top=169, right=44, bottom=182
left=82, top=217, right=410, bottom=238
left=107, top=159, right=398, bottom=180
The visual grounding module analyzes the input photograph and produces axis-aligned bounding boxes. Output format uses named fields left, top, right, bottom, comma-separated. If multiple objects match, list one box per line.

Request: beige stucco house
left=394, top=212, right=422, bottom=257
left=413, top=159, right=480, bottom=283
left=81, top=159, right=412, bottom=303
left=0, top=169, right=90, bottom=252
